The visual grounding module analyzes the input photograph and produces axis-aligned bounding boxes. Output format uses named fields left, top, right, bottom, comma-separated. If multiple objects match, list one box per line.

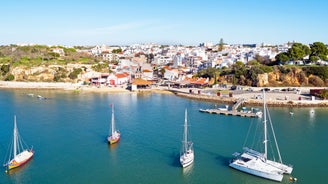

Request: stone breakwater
left=174, top=92, right=328, bottom=107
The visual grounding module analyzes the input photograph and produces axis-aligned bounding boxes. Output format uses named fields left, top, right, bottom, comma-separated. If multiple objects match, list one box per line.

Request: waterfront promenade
left=0, top=81, right=327, bottom=107
left=163, top=86, right=328, bottom=107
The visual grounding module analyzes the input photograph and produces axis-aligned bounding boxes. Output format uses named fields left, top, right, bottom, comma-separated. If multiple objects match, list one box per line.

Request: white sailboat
left=229, top=91, right=293, bottom=182
left=180, top=109, right=194, bottom=168
left=4, top=116, right=34, bottom=171
left=107, top=104, right=120, bottom=144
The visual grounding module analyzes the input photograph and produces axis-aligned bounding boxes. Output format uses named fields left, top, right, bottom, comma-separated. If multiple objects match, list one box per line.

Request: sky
left=1, top=0, right=327, bottom=46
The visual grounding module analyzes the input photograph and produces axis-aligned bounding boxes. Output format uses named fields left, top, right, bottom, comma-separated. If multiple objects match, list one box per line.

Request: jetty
left=232, top=98, right=246, bottom=110
left=199, top=108, right=262, bottom=118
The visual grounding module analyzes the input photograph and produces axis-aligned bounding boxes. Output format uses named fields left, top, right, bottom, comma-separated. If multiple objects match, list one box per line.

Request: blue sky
left=1, top=0, right=327, bottom=46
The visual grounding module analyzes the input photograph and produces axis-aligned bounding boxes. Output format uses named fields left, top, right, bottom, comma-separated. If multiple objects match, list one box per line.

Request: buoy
left=289, top=177, right=298, bottom=182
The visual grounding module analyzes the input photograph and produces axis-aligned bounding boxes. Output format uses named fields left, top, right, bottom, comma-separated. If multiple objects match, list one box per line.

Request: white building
left=106, top=73, right=130, bottom=85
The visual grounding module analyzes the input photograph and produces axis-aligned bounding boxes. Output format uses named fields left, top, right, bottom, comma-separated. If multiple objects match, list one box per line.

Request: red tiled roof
left=132, top=78, right=153, bottom=85
left=116, top=73, right=129, bottom=78
left=190, top=78, right=208, bottom=85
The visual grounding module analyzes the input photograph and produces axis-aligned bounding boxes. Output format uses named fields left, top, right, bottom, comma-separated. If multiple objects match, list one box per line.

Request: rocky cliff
left=10, top=64, right=91, bottom=82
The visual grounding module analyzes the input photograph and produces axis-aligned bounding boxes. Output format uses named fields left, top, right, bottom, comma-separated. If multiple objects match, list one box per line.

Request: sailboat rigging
left=4, top=116, right=34, bottom=172
left=229, top=91, right=293, bottom=182
left=180, top=109, right=194, bottom=168
left=107, top=104, right=120, bottom=144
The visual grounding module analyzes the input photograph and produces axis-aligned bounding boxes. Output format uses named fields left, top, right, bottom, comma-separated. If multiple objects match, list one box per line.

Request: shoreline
left=1, top=81, right=327, bottom=107
left=173, top=91, right=328, bottom=107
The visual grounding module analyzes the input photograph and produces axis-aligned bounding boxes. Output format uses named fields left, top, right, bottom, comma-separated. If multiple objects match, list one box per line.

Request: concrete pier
left=199, top=108, right=262, bottom=118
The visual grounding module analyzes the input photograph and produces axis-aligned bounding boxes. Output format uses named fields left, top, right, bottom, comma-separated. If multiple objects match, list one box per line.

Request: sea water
left=0, top=89, right=327, bottom=184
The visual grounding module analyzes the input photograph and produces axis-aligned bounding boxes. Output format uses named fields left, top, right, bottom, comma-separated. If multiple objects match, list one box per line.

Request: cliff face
left=10, top=64, right=90, bottom=82
left=217, top=67, right=325, bottom=87
left=12, top=66, right=56, bottom=81
left=258, top=68, right=309, bottom=87
left=7, top=64, right=326, bottom=87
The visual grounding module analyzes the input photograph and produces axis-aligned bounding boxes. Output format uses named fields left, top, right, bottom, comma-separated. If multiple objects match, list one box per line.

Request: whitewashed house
left=51, top=48, right=65, bottom=57
left=106, top=73, right=130, bottom=85
left=142, top=69, right=153, bottom=80
left=173, top=54, right=183, bottom=67
left=163, top=68, right=179, bottom=80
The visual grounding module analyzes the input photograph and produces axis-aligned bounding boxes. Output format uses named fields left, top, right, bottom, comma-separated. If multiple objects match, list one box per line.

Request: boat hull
left=7, top=150, right=34, bottom=170
left=229, top=158, right=283, bottom=182
left=266, top=160, right=293, bottom=174
left=180, top=150, right=194, bottom=168
left=107, top=133, right=120, bottom=144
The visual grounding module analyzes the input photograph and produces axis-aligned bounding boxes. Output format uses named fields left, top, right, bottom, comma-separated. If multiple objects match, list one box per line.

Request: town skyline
left=1, top=0, right=328, bottom=46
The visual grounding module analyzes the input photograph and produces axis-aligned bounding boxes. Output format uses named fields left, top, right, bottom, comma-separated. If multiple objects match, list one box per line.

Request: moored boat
left=4, top=116, right=34, bottom=172
left=229, top=91, right=293, bottom=182
left=180, top=109, right=194, bottom=168
left=107, top=104, right=120, bottom=144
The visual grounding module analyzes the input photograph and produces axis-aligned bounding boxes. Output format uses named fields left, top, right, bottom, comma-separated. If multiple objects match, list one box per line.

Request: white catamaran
left=4, top=116, right=34, bottom=172
left=229, top=91, right=293, bottom=182
left=107, top=104, right=120, bottom=144
left=180, top=109, right=194, bottom=168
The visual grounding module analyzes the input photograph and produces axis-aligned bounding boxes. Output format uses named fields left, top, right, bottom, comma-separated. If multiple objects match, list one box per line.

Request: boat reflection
left=182, top=163, right=194, bottom=176
left=309, top=108, right=315, bottom=122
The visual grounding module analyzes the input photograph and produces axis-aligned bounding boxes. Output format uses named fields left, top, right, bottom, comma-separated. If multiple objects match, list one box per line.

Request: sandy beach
left=1, top=81, right=327, bottom=107
left=0, top=81, right=130, bottom=93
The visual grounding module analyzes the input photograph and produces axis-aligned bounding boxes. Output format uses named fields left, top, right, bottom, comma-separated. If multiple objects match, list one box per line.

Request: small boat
left=218, top=105, right=229, bottom=111
left=180, top=109, right=194, bottom=168
left=107, top=104, right=120, bottom=144
left=4, top=116, right=34, bottom=172
left=37, top=95, right=47, bottom=100
left=229, top=91, right=293, bottom=182
left=27, top=93, right=34, bottom=97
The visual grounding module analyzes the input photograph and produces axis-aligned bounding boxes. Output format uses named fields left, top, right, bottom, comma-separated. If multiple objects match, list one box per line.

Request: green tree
left=232, top=61, right=245, bottom=79
left=303, top=66, right=328, bottom=79
left=309, top=55, right=319, bottom=63
left=247, top=60, right=260, bottom=66
left=92, top=63, right=109, bottom=72
left=287, top=43, right=310, bottom=61
left=218, top=38, right=224, bottom=51
left=112, top=48, right=122, bottom=54
left=159, top=68, right=166, bottom=78
left=319, top=89, right=328, bottom=99
left=245, top=66, right=265, bottom=86
left=69, top=68, right=82, bottom=79
left=275, top=52, right=290, bottom=64
left=5, top=74, right=14, bottom=81
left=197, top=67, right=218, bottom=79
left=1, top=64, right=10, bottom=75
left=310, top=42, right=328, bottom=61
left=63, top=48, right=77, bottom=56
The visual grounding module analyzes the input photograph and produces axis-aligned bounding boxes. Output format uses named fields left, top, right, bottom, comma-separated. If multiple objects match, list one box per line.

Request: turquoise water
left=0, top=89, right=327, bottom=184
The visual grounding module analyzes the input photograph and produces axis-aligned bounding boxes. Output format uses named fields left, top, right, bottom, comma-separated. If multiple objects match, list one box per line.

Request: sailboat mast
left=263, top=91, right=268, bottom=159
left=184, top=109, right=188, bottom=152
left=111, top=104, right=115, bottom=135
left=13, top=115, right=17, bottom=157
